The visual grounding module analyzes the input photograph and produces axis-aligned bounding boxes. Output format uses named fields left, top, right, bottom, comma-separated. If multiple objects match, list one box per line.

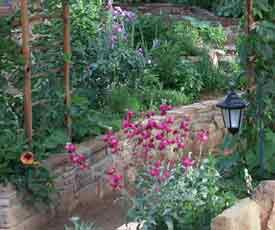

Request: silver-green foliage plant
left=128, top=156, right=236, bottom=230
left=65, top=217, right=100, bottom=230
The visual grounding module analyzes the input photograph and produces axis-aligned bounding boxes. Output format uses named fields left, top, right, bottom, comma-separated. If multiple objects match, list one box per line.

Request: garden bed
left=0, top=98, right=226, bottom=230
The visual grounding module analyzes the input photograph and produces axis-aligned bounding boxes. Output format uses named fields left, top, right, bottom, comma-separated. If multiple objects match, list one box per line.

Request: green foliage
left=180, top=17, right=227, bottom=48
left=0, top=0, right=234, bottom=206
left=105, top=86, right=141, bottom=114
left=128, top=157, right=236, bottom=230
left=65, top=217, right=100, bottom=230
left=214, top=0, right=244, bottom=18
left=170, top=0, right=216, bottom=10
left=233, top=1, right=275, bottom=178
left=132, top=14, right=171, bottom=49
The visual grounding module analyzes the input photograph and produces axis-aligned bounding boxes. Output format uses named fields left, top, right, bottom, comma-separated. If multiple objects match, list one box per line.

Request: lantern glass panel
left=222, top=109, right=230, bottom=128
left=229, top=109, right=241, bottom=128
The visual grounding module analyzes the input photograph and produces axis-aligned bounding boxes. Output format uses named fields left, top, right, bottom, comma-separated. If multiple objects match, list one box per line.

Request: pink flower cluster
left=102, top=104, right=209, bottom=190
left=196, top=130, right=209, bottom=144
left=103, top=131, right=120, bottom=154
left=181, top=155, right=195, bottom=168
left=159, top=104, right=173, bottom=116
left=150, top=160, right=171, bottom=182
left=106, top=167, right=124, bottom=190
left=65, top=143, right=88, bottom=170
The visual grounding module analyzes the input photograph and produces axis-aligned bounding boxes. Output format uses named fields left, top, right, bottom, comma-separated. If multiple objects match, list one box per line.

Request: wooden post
left=21, top=0, right=33, bottom=146
left=63, top=1, right=72, bottom=140
left=246, top=0, right=254, bottom=34
left=246, top=0, right=255, bottom=89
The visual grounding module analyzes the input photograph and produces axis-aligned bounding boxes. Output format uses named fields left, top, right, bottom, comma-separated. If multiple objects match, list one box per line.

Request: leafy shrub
left=65, top=217, right=100, bottom=230
left=132, top=14, right=171, bottom=49
left=128, top=157, right=236, bottom=230
left=140, top=88, right=192, bottom=109
left=98, top=107, right=236, bottom=230
left=214, top=0, right=244, bottom=18
left=171, top=0, right=216, bottom=10
left=176, top=18, right=226, bottom=48
left=105, top=86, right=141, bottom=114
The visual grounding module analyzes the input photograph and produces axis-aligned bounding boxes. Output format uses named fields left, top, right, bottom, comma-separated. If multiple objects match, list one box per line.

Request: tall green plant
left=233, top=1, right=275, bottom=177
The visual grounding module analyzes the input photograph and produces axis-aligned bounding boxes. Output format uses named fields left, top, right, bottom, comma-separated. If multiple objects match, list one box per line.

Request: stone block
left=214, top=115, right=225, bottom=129
left=211, top=198, right=261, bottom=230
left=252, top=180, right=275, bottom=230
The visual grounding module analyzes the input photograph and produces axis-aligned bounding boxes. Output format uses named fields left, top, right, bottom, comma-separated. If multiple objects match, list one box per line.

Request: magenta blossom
left=69, top=153, right=88, bottom=170
left=180, top=120, right=190, bottom=132
left=156, top=132, right=165, bottom=140
left=165, top=116, right=175, bottom=125
left=150, top=168, right=161, bottom=177
left=159, top=139, right=169, bottom=151
left=196, top=130, right=209, bottom=144
left=102, top=132, right=120, bottom=154
left=109, top=173, right=123, bottom=191
left=125, top=110, right=135, bottom=121
left=159, top=170, right=171, bottom=182
left=106, top=166, right=124, bottom=190
left=182, top=156, right=195, bottom=168
left=159, top=104, right=173, bottom=116
left=65, top=143, right=77, bottom=153
left=146, top=119, right=158, bottom=129
left=145, top=111, right=155, bottom=118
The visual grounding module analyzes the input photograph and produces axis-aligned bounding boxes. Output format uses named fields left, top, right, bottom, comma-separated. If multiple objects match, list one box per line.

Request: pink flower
left=125, top=110, right=135, bottom=121
left=159, top=140, right=169, bottom=151
left=69, top=153, right=88, bottom=170
left=122, top=119, right=132, bottom=129
left=146, top=119, right=158, bottom=129
left=156, top=132, right=164, bottom=140
left=181, top=156, right=195, bottom=168
left=159, top=104, right=173, bottom=116
left=106, top=166, right=116, bottom=175
left=147, top=141, right=155, bottom=149
left=142, top=130, right=151, bottom=139
left=180, top=120, right=190, bottom=132
left=177, top=142, right=186, bottom=149
left=175, top=136, right=186, bottom=149
left=167, top=139, right=175, bottom=145
left=102, top=132, right=120, bottom=154
left=154, top=160, right=162, bottom=168
left=145, top=111, right=155, bottom=118
left=108, top=173, right=123, bottom=191
left=65, top=143, right=77, bottom=153
left=158, top=122, right=172, bottom=133
left=163, top=170, right=171, bottom=179
left=150, top=168, right=160, bottom=177
left=165, top=116, right=175, bottom=124
left=196, top=130, right=209, bottom=144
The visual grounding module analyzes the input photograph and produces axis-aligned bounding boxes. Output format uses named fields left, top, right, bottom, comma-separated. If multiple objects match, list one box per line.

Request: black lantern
left=217, top=90, right=248, bottom=135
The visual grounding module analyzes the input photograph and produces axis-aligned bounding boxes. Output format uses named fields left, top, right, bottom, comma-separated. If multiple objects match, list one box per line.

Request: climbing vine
left=0, top=0, right=103, bottom=204
left=235, top=0, right=275, bottom=177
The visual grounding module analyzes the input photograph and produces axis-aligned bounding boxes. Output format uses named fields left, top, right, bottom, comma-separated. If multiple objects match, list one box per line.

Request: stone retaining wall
left=0, top=98, right=226, bottom=230
left=212, top=181, right=275, bottom=230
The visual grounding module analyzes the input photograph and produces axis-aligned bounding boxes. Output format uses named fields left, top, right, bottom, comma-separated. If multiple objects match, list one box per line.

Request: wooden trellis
left=0, top=0, right=72, bottom=147
left=21, top=0, right=72, bottom=146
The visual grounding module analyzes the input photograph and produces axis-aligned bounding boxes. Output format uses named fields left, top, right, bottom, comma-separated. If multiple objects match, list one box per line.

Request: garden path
left=43, top=193, right=126, bottom=230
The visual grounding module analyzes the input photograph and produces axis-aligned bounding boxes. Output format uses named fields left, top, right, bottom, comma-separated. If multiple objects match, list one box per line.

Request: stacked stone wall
left=0, top=98, right=226, bottom=230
